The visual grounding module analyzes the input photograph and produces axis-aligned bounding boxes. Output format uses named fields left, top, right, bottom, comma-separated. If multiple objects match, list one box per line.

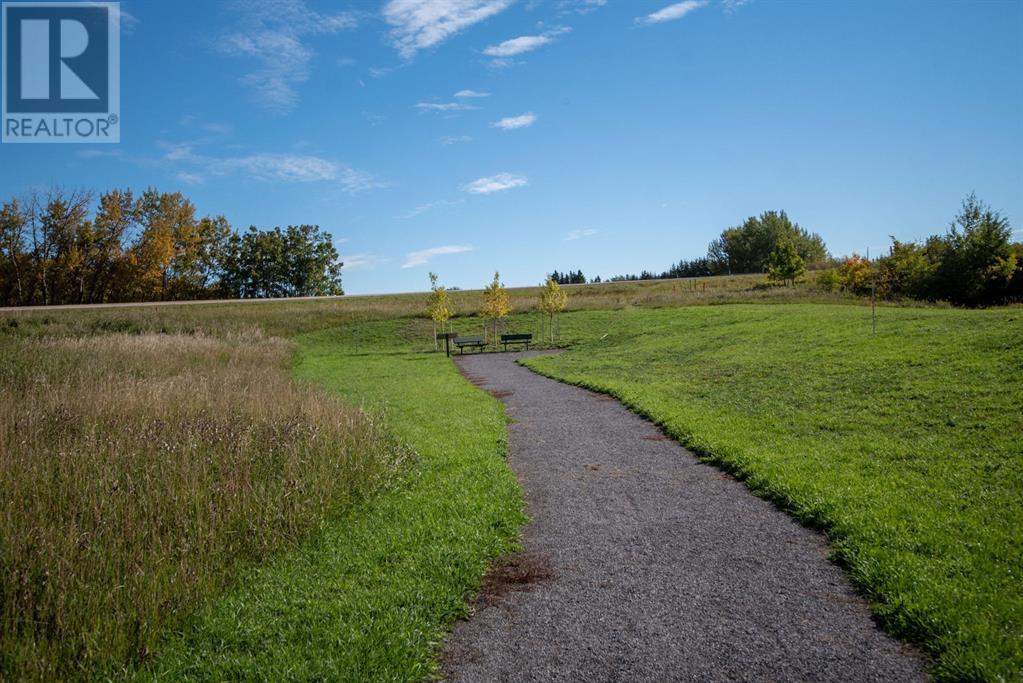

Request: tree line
left=599, top=210, right=828, bottom=282
left=818, top=195, right=1021, bottom=307
left=0, top=187, right=343, bottom=307
left=555, top=198, right=1021, bottom=306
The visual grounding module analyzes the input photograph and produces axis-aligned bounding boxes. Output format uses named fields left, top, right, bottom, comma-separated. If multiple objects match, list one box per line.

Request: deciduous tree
left=538, top=276, right=567, bottom=342
left=481, top=271, right=510, bottom=347
left=426, top=272, right=452, bottom=350
left=766, top=241, right=806, bottom=286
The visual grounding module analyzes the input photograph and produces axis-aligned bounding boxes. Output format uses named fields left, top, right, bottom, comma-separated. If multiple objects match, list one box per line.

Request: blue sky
left=1, top=0, right=1021, bottom=294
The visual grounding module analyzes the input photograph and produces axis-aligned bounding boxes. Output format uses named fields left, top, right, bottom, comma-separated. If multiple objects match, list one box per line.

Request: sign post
left=438, top=331, right=458, bottom=357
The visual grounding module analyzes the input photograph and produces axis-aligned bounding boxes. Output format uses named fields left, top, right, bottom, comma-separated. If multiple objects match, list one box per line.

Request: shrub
left=814, top=269, right=841, bottom=292
left=838, top=254, right=872, bottom=294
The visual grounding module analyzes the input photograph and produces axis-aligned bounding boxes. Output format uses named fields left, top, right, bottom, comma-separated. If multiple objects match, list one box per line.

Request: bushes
left=814, top=195, right=1022, bottom=307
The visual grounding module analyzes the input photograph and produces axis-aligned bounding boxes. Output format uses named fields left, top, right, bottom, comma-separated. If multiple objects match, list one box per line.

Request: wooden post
left=869, top=247, right=877, bottom=334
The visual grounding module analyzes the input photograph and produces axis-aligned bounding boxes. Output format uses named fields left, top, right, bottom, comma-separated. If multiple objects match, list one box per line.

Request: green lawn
left=521, top=303, right=1023, bottom=681
left=142, top=325, right=524, bottom=680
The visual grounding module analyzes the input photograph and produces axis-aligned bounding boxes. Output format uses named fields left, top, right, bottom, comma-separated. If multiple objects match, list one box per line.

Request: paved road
left=443, top=351, right=927, bottom=682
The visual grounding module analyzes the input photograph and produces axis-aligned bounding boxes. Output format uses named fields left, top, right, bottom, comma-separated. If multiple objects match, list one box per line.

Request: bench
left=500, top=333, right=533, bottom=351
left=454, top=336, right=486, bottom=353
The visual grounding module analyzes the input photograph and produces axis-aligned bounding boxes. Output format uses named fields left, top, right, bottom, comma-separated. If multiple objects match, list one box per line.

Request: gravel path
left=442, top=351, right=927, bottom=682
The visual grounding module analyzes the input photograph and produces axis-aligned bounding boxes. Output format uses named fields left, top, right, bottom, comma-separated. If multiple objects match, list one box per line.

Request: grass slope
left=523, top=304, right=1022, bottom=681
left=143, top=325, right=524, bottom=680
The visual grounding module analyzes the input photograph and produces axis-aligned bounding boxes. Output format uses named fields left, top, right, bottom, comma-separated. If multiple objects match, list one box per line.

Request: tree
left=481, top=271, right=510, bottom=348
left=220, top=225, right=342, bottom=299
left=538, top=276, right=568, bottom=343
left=0, top=185, right=347, bottom=307
left=934, top=194, right=1015, bottom=306
left=766, top=241, right=806, bottom=286
left=0, top=200, right=28, bottom=306
left=549, top=269, right=586, bottom=285
left=708, top=210, right=828, bottom=274
left=838, top=254, right=871, bottom=294
left=87, top=189, right=139, bottom=303
left=426, top=272, right=451, bottom=350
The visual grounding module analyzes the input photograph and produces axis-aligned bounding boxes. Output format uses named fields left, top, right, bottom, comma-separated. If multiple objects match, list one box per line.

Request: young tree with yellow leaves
left=538, top=276, right=568, bottom=343
left=426, top=271, right=451, bottom=351
left=481, top=270, right=510, bottom=348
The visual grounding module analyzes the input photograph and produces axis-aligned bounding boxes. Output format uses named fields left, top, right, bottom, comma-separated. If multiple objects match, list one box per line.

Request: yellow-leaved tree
left=481, top=270, right=510, bottom=348
left=426, top=271, right=451, bottom=351
left=538, top=276, right=567, bottom=343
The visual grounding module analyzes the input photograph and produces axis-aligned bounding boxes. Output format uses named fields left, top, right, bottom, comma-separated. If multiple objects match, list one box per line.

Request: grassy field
left=0, top=331, right=407, bottom=680
left=0, top=272, right=843, bottom=339
left=2, top=277, right=1016, bottom=680
left=0, top=288, right=533, bottom=679
left=521, top=304, right=1023, bottom=681
left=142, top=327, right=524, bottom=680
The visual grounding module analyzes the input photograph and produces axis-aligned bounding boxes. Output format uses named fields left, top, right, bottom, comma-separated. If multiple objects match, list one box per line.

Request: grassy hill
left=1, top=277, right=1018, bottom=680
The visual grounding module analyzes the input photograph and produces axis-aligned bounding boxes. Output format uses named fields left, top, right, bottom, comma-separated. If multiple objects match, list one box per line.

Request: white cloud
left=339, top=167, right=388, bottom=194
left=637, top=0, right=708, bottom=25
left=82, top=3, right=138, bottom=33
left=441, top=135, right=473, bottom=145
left=161, top=144, right=384, bottom=194
left=415, top=101, right=476, bottom=112
left=455, top=89, right=490, bottom=98
left=343, top=253, right=388, bottom=270
left=493, top=112, right=537, bottom=130
left=217, top=0, right=357, bottom=113
left=463, top=173, right=528, bottom=194
left=564, top=228, right=597, bottom=241
left=558, top=0, right=607, bottom=15
left=214, top=154, right=339, bottom=182
left=722, top=0, right=751, bottom=11
left=489, top=57, right=527, bottom=69
left=402, top=245, right=474, bottom=268
left=483, top=27, right=570, bottom=57
left=384, top=0, right=515, bottom=58
left=163, top=143, right=196, bottom=162
left=176, top=172, right=204, bottom=185
left=399, top=198, right=465, bottom=219
left=76, top=148, right=122, bottom=159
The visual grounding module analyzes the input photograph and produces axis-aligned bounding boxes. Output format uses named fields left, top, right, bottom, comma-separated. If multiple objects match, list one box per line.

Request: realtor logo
left=2, top=1, right=120, bottom=143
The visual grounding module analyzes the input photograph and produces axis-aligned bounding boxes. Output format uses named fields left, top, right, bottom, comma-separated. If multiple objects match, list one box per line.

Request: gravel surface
left=442, top=351, right=927, bottom=682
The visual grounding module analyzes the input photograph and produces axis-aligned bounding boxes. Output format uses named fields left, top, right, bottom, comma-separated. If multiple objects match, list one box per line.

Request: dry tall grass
left=0, top=332, right=410, bottom=680
left=0, top=272, right=856, bottom=340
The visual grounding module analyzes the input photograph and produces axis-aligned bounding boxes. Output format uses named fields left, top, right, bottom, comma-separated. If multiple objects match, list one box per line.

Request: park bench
left=501, top=333, right=533, bottom=351
left=454, top=336, right=486, bottom=354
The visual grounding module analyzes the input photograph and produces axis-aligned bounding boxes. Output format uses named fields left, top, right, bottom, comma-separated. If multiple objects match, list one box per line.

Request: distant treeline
left=555, top=199, right=1021, bottom=306
left=553, top=210, right=827, bottom=284
left=0, top=188, right=343, bottom=307
left=548, top=269, right=588, bottom=285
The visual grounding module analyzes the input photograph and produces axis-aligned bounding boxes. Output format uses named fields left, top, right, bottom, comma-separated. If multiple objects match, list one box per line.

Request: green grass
left=3, top=278, right=1014, bottom=680
left=0, top=271, right=849, bottom=339
left=521, top=303, right=1023, bottom=681
left=141, top=324, right=525, bottom=680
